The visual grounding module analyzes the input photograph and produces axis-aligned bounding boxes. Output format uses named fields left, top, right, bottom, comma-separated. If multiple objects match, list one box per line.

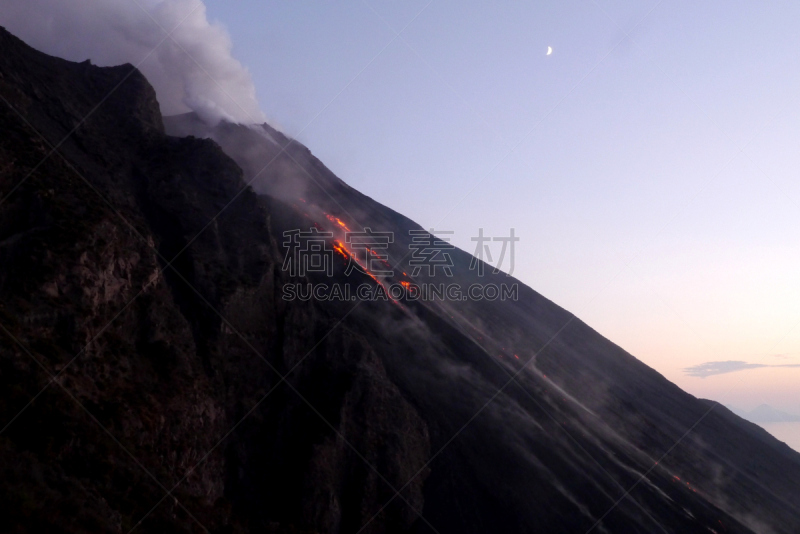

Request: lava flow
left=321, top=212, right=398, bottom=301
left=326, top=213, right=351, bottom=232
left=332, top=240, right=349, bottom=260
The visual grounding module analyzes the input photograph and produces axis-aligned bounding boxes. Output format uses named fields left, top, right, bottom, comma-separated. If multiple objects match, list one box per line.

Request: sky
left=3, top=0, right=800, bottom=414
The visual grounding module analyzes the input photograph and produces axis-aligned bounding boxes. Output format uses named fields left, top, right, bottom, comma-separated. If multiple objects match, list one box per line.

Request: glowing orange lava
left=317, top=212, right=403, bottom=305
left=332, top=240, right=349, bottom=260
left=325, top=213, right=351, bottom=232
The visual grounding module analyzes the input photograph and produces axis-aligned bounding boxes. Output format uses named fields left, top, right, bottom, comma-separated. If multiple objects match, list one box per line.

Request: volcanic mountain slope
left=1, top=26, right=800, bottom=534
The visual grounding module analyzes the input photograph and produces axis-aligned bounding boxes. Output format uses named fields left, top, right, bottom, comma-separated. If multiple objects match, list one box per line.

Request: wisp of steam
left=0, top=0, right=265, bottom=125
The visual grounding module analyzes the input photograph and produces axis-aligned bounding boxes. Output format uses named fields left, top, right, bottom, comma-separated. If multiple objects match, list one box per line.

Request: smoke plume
left=0, top=0, right=265, bottom=125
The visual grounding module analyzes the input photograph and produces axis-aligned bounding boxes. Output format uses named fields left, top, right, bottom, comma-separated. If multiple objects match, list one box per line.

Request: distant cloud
left=684, top=361, right=767, bottom=378
left=771, top=353, right=800, bottom=360
left=684, top=360, right=800, bottom=378
left=0, top=0, right=266, bottom=125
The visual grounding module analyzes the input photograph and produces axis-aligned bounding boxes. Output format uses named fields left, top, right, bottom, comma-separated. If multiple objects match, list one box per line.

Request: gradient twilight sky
left=194, top=0, right=800, bottom=412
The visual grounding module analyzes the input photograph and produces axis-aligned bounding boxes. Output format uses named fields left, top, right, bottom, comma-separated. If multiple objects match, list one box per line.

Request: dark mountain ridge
left=1, top=26, right=800, bottom=533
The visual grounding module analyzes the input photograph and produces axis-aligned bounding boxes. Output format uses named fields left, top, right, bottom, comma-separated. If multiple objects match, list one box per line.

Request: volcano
left=1, top=26, right=800, bottom=533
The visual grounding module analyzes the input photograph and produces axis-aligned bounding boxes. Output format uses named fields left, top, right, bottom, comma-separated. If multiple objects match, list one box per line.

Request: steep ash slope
left=1, top=26, right=800, bottom=533
left=166, top=111, right=800, bottom=534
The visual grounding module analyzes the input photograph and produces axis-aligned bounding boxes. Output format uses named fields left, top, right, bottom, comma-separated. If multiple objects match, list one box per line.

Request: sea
left=759, top=422, right=800, bottom=454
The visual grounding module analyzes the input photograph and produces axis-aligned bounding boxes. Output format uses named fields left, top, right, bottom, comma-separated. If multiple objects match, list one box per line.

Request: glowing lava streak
left=331, top=239, right=395, bottom=300
left=325, top=213, right=351, bottom=232
left=332, top=240, right=349, bottom=260
left=321, top=213, right=402, bottom=305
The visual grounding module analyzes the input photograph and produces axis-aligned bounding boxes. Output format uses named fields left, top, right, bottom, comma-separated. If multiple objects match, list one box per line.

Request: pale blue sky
left=201, top=0, right=800, bottom=411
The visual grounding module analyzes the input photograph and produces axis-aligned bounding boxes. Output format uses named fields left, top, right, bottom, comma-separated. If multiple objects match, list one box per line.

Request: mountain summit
left=2, top=26, right=800, bottom=533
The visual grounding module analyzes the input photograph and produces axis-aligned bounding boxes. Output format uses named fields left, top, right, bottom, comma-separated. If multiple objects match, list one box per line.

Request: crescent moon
left=546, top=46, right=553, bottom=56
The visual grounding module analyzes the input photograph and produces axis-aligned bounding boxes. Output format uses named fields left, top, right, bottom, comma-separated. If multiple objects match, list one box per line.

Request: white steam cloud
left=0, top=0, right=266, bottom=125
